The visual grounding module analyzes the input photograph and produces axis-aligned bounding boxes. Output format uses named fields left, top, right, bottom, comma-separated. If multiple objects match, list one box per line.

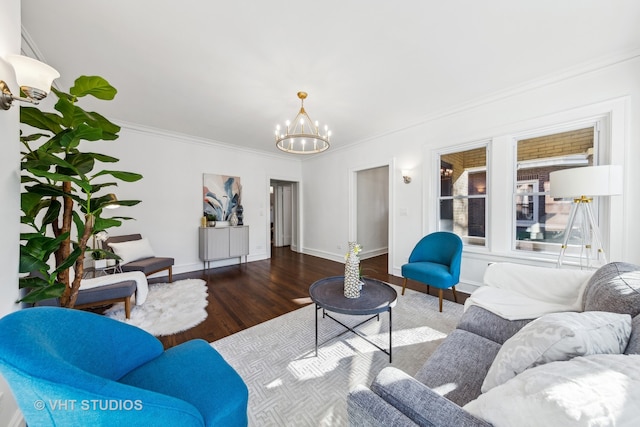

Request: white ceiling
left=20, top=0, right=640, bottom=156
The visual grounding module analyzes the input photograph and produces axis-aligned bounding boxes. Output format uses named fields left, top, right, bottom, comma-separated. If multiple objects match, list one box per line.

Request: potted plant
left=206, top=213, right=217, bottom=227
left=19, top=75, right=142, bottom=307
left=89, top=249, right=121, bottom=269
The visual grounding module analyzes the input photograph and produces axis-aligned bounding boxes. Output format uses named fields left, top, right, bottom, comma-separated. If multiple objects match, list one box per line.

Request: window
left=438, top=145, right=487, bottom=246
left=514, top=126, right=596, bottom=254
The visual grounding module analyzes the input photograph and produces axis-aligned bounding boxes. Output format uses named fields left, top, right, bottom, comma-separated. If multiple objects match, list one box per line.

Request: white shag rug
left=211, top=284, right=463, bottom=426
left=104, top=278, right=208, bottom=336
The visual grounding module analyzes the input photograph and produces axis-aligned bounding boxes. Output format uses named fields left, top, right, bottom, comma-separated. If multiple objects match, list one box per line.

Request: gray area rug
left=211, top=284, right=463, bottom=426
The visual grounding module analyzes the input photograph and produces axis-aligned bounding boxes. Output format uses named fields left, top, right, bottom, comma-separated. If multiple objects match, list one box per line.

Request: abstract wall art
left=203, top=174, right=242, bottom=222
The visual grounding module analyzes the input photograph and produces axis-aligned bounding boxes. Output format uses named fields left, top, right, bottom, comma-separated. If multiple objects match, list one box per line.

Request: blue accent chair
left=401, top=232, right=463, bottom=312
left=0, top=307, right=248, bottom=427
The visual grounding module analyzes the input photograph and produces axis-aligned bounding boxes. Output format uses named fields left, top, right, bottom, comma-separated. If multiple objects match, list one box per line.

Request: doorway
left=355, top=165, right=390, bottom=262
left=270, top=180, right=299, bottom=252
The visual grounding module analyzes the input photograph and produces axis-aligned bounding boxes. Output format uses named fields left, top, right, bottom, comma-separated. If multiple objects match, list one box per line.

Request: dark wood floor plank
left=148, top=247, right=465, bottom=349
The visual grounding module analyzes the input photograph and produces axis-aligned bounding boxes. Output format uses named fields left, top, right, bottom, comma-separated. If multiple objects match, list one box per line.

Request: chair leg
left=402, top=278, right=407, bottom=295
left=451, top=286, right=458, bottom=304
left=438, top=289, right=443, bottom=313
left=124, top=296, right=131, bottom=319
left=168, top=266, right=173, bottom=283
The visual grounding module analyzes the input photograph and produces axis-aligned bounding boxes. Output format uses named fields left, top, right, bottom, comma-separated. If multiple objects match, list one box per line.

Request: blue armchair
left=0, top=307, right=248, bottom=426
left=401, top=232, right=463, bottom=312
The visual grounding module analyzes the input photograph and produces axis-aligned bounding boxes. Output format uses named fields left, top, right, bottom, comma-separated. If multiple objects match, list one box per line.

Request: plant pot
left=94, top=259, right=107, bottom=269
left=207, top=221, right=216, bottom=227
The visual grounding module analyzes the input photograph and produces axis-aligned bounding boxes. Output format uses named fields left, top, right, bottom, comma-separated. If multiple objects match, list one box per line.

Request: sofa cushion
left=465, top=354, right=640, bottom=427
left=457, top=305, right=533, bottom=345
left=120, top=257, right=174, bottom=275
left=482, top=311, right=631, bottom=392
left=625, top=314, right=640, bottom=355
left=108, top=238, right=155, bottom=265
left=370, top=368, right=491, bottom=427
left=583, top=262, right=640, bottom=317
left=414, top=329, right=501, bottom=407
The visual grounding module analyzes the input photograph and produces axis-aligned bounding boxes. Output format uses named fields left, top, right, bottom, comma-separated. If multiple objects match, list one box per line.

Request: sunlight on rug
left=104, top=278, right=208, bottom=336
left=211, top=285, right=463, bottom=426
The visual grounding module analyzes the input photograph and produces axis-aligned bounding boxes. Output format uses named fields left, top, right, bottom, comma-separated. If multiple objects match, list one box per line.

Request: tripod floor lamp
left=549, top=165, right=623, bottom=268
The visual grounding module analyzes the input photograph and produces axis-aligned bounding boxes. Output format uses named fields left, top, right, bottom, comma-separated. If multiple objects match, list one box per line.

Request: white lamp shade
left=549, top=165, right=623, bottom=198
left=6, top=54, right=59, bottom=96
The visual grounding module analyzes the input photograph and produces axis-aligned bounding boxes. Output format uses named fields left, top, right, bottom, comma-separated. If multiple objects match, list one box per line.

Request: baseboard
left=300, top=247, right=344, bottom=263
left=359, top=247, right=388, bottom=260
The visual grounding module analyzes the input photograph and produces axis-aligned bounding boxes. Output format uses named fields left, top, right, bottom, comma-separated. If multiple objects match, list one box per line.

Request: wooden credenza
left=199, top=226, right=249, bottom=269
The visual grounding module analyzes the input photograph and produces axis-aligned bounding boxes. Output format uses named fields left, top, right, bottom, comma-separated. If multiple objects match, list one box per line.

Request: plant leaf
left=18, top=281, right=66, bottom=303
left=19, top=247, right=49, bottom=274
left=20, top=106, right=62, bottom=134
left=70, top=76, right=117, bottom=100
left=42, top=199, right=61, bottom=226
left=93, top=170, right=143, bottom=182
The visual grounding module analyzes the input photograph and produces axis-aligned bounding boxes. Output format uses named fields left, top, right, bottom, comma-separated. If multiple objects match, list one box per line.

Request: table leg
left=315, top=304, right=319, bottom=357
left=389, top=307, right=393, bottom=363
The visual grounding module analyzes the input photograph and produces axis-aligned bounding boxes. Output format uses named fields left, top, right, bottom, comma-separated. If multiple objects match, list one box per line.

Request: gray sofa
left=347, top=262, right=640, bottom=427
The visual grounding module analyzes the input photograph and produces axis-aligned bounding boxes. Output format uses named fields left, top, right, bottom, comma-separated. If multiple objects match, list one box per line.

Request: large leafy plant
left=19, top=76, right=142, bottom=307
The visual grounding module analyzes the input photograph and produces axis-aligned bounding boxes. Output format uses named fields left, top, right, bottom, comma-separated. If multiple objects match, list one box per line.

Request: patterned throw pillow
left=481, top=311, right=631, bottom=392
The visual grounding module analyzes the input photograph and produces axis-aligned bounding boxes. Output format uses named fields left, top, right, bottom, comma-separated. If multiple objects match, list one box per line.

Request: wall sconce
left=103, top=193, right=120, bottom=209
left=401, top=170, right=412, bottom=184
left=1, top=55, right=60, bottom=110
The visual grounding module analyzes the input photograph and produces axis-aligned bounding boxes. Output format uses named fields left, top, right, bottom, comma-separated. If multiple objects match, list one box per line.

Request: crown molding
left=117, top=120, right=302, bottom=162
left=325, top=47, right=640, bottom=156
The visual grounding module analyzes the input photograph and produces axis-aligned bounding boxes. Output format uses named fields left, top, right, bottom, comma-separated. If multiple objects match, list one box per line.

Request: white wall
left=90, top=124, right=302, bottom=275
left=0, top=0, right=21, bottom=318
left=0, top=1, right=27, bottom=425
left=302, top=55, right=640, bottom=291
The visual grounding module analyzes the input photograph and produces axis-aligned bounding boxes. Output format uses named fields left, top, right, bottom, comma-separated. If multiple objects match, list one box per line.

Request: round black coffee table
left=309, top=276, right=397, bottom=362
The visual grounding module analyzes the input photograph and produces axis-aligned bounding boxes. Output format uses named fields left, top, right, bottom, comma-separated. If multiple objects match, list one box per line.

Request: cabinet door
left=229, top=226, right=249, bottom=257
left=201, top=227, right=230, bottom=260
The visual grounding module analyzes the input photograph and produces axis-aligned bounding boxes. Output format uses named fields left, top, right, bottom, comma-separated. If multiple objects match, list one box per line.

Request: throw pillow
left=465, top=354, right=640, bottom=427
left=108, top=238, right=155, bottom=265
left=481, top=311, right=631, bottom=392
left=583, top=262, right=640, bottom=318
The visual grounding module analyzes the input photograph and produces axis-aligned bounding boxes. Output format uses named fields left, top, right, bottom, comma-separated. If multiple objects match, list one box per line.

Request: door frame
left=268, top=178, right=301, bottom=257
left=348, top=159, right=395, bottom=275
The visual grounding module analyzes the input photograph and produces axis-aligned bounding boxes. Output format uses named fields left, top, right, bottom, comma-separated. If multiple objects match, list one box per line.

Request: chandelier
left=275, top=91, right=331, bottom=154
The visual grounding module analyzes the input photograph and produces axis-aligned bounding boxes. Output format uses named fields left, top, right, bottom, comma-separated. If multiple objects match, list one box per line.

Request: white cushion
left=482, top=311, right=632, bottom=392
left=108, top=238, right=155, bottom=265
left=465, top=354, right=640, bottom=427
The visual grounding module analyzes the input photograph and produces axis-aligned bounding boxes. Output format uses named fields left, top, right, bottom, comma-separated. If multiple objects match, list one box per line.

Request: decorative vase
left=344, top=242, right=361, bottom=298
left=236, top=204, right=244, bottom=226
left=230, top=211, right=239, bottom=226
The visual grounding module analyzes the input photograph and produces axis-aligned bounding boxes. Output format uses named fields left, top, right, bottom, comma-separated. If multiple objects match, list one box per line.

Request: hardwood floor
left=152, top=246, right=466, bottom=349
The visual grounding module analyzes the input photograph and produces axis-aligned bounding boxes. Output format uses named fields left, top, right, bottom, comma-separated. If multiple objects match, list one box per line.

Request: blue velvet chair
left=401, top=232, right=463, bottom=312
left=0, top=307, right=248, bottom=426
